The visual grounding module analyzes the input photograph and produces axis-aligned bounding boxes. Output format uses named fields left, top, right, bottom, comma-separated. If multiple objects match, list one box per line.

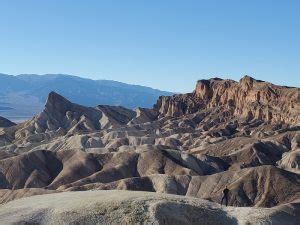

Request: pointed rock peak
left=240, top=75, right=255, bottom=82
left=46, top=91, right=70, bottom=105
left=239, top=75, right=256, bottom=88
left=242, top=74, right=255, bottom=79
left=45, top=91, right=71, bottom=113
left=0, top=116, right=16, bottom=127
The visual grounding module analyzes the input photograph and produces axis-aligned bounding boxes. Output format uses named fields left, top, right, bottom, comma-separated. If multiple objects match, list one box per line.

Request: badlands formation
left=0, top=75, right=299, bottom=224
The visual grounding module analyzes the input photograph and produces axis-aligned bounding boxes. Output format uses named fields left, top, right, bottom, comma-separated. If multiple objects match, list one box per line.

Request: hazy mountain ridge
left=0, top=73, right=172, bottom=121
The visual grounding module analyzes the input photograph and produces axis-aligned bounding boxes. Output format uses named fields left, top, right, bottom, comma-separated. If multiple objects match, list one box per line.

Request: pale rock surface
left=0, top=190, right=299, bottom=225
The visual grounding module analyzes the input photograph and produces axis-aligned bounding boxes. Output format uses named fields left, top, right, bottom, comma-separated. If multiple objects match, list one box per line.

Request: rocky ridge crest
left=155, top=75, right=299, bottom=124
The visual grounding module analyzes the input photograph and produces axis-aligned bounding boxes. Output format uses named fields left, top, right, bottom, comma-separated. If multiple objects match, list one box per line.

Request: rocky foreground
left=0, top=75, right=299, bottom=224
left=0, top=190, right=299, bottom=225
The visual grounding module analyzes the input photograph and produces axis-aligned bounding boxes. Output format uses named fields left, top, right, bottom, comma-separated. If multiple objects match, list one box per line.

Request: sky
left=0, top=0, right=299, bottom=92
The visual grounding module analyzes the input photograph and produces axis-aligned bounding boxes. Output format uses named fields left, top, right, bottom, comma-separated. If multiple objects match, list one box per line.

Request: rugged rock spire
left=45, top=91, right=72, bottom=114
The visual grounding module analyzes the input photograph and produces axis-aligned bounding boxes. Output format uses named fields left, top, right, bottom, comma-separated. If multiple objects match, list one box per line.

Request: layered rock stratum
left=0, top=75, right=299, bottom=224
left=155, top=76, right=299, bottom=124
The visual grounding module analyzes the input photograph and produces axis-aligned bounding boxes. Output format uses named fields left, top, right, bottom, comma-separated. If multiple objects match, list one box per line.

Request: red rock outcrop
left=155, top=76, right=300, bottom=125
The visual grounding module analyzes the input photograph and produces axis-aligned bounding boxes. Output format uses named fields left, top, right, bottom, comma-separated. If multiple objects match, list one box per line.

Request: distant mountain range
left=0, top=73, right=173, bottom=122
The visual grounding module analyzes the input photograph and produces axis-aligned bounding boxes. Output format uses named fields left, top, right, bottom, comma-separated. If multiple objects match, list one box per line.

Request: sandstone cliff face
left=155, top=76, right=300, bottom=125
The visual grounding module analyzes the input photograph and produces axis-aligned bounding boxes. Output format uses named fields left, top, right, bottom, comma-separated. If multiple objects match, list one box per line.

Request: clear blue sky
left=0, top=0, right=299, bottom=92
